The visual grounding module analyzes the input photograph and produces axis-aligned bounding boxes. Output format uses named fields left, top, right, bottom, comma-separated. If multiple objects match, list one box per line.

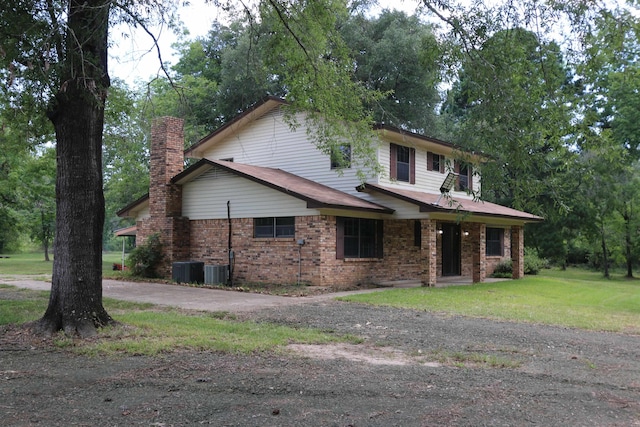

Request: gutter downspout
left=227, top=201, right=234, bottom=286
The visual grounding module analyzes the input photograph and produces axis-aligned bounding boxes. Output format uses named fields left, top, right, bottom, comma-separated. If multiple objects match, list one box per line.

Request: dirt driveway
left=1, top=287, right=640, bottom=426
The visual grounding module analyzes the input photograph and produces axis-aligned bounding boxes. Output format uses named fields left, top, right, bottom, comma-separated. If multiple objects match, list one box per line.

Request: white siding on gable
left=134, top=205, right=150, bottom=223
left=199, top=108, right=377, bottom=198
left=198, top=105, right=480, bottom=200
left=182, top=168, right=316, bottom=220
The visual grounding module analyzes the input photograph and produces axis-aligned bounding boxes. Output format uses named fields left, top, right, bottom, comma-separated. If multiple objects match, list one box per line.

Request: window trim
left=336, top=217, right=383, bottom=259
left=254, top=217, right=295, bottom=238
left=486, top=227, right=504, bottom=257
left=427, top=152, right=445, bottom=173
left=390, top=143, right=415, bottom=184
left=455, top=161, right=473, bottom=191
left=330, top=144, right=352, bottom=169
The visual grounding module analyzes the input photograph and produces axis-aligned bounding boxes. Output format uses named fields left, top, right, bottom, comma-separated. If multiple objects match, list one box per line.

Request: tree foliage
left=146, top=6, right=444, bottom=167
left=443, top=27, right=573, bottom=213
left=15, top=147, right=56, bottom=260
left=103, top=78, right=150, bottom=249
left=341, top=9, right=443, bottom=134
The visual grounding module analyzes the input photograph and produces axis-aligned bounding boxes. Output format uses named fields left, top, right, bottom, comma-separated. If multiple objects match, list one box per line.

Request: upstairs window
left=427, top=152, right=445, bottom=173
left=254, top=217, right=295, bottom=238
left=455, top=162, right=472, bottom=191
left=390, top=143, right=415, bottom=184
left=486, top=227, right=504, bottom=256
left=396, top=145, right=410, bottom=181
left=330, top=144, right=352, bottom=169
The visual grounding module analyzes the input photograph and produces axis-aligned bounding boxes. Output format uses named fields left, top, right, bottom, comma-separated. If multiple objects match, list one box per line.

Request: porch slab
left=436, top=276, right=511, bottom=287
left=375, top=279, right=422, bottom=288
left=376, top=277, right=512, bottom=288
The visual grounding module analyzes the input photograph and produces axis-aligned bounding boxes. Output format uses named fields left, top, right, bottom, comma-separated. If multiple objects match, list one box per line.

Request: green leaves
left=444, top=27, right=572, bottom=214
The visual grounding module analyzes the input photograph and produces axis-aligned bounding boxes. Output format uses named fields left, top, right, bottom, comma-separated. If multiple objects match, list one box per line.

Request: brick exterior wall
left=382, top=219, right=423, bottom=280
left=485, top=227, right=512, bottom=276
left=141, top=201, right=517, bottom=286
left=137, top=117, right=189, bottom=277
left=511, top=225, right=525, bottom=279
left=470, top=222, right=486, bottom=283
left=185, top=216, right=433, bottom=289
left=421, top=219, right=438, bottom=286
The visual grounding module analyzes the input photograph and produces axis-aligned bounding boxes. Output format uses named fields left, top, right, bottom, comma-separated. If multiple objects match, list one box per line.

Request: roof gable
left=184, top=96, right=287, bottom=159
left=116, top=193, right=149, bottom=218
left=184, top=96, right=482, bottom=161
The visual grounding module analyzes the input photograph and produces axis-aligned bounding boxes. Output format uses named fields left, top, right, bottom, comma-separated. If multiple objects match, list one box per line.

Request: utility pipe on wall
left=297, top=238, right=305, bottom=285
left=227, top=201, right=234, bottom=286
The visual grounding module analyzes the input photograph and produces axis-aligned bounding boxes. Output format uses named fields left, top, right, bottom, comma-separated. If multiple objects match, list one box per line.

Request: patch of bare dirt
left=287, top=343, right=442, bottom=367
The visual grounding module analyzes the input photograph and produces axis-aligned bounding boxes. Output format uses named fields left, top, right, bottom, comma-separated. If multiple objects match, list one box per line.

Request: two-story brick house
left=118, top=97, right=542, bottom=288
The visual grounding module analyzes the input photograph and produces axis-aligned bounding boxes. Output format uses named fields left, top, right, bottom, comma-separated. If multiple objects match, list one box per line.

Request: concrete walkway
left=0, top=275, right=393, bottom=313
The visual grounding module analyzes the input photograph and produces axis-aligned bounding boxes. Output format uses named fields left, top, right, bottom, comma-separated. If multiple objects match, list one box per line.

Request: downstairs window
left=254, top=217, right=295, bottom=238
left=336, top=217, right=383, bottom=259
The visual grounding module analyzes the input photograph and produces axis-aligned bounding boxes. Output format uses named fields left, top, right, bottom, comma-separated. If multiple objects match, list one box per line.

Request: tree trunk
left=624, top=206, right=633, bottom=279
left=36, top=0, right=113, bottom=337
left=600, top=219, right=609, bottom=279
left=41, top=209, right=50, bottom=262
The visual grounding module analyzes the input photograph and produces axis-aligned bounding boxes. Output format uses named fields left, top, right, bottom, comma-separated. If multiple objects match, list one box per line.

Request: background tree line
left=2, top=0, right=640, bottom=279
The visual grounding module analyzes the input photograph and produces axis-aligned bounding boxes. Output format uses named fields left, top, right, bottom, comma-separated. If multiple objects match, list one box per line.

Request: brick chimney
left=149, top=116, right=184, bottom=218
left=139, top=116, right=191, bottom=277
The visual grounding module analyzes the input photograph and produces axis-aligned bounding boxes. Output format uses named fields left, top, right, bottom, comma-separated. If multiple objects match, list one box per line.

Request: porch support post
left=471, top=222, right=486, bottom=283
left=420, top=219, right=438, bottom=286
left=512, top=225, right=525, bottom=279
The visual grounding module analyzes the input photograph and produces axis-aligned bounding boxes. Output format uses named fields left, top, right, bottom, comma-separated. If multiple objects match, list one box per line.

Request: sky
left=109, top=0, right=423, bottom=85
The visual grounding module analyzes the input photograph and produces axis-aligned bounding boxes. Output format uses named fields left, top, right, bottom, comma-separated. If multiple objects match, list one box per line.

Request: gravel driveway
left=2, top=293, right=639, bottom=426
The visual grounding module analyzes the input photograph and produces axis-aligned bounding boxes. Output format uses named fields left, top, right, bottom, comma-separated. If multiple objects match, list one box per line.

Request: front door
left=442, top=223, right=461, bottom=276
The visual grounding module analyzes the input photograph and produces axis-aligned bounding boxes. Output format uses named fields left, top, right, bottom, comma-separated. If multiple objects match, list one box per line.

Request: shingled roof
left=358, top=183, right=543, bottom=222
left=172, top=159, right=395, bottom=214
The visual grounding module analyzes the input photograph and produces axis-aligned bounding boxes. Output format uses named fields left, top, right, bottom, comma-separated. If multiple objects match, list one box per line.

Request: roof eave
left=173, top=160, right=394, bottom=215
left=359, top=183, right=543, bottom=223
left=373, top=124, right=489, bottom=161
left=116, top=193, right=149, bottom=218
left=307, top=201, right=394, bottom=214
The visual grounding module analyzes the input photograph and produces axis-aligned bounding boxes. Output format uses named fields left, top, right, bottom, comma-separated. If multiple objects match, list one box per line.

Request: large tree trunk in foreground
left=37, top=0, right=114, bottom=337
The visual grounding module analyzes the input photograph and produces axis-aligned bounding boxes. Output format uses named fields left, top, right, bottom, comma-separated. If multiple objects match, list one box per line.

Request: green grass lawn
left=338, top=267, right=640, bottom=334
left=0, top=253, right=354, bottom=356
left=2, top=258, right=639, bottom=356
left=0, top=251, right=129, bottom=277
left=0, top=252, right=54, bottom=275
left=0, top=285, right=352, bottom=356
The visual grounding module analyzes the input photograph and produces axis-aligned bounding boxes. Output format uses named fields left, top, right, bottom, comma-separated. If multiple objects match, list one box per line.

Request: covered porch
left=417, top=219, right=527, bottom=286
left=357, top=182, right=542, bottom=288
